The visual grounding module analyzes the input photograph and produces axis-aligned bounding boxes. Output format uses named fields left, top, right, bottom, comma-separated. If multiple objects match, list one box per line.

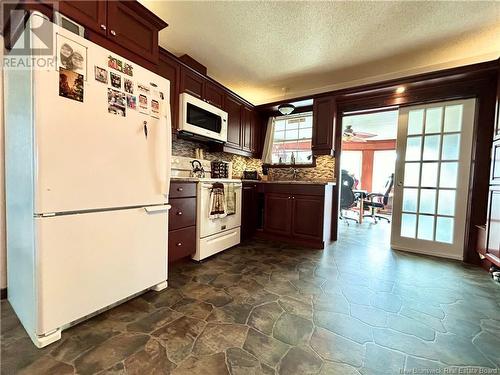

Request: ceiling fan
left=342, top=125, right=377, bottom=142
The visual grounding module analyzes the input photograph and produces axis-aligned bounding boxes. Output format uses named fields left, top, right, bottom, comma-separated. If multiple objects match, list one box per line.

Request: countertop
left=171, top=176, right=336, bottom=185
left=242, top=180, right=336, bottom=186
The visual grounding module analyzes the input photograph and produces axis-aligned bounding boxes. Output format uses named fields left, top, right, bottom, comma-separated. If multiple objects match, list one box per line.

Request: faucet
left=291, top=168, right=299, bottom=180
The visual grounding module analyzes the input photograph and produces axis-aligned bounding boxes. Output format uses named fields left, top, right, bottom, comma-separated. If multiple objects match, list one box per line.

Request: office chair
left=340, top=170, right=360, bottom=224
left=363, top=173, right=394, bottom=223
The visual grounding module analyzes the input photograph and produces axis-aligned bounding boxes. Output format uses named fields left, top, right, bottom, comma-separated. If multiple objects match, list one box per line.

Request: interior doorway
left=338, top=99, right=477, bottom=261
left=339, top=108, right=398, bottom=236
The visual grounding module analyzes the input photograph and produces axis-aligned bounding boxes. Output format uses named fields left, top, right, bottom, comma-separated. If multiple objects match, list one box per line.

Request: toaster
left=243, top=170, right=259, bottom=180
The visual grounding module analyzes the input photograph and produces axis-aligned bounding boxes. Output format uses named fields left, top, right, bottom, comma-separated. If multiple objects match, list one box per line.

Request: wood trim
left=333, top=73, right=498, bottom=264
left=1, top=288, right=6, bottom=300
left=256, top=59, right=499, bottom=110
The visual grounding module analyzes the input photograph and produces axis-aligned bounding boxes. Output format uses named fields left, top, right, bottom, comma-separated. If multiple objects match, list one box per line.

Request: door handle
left=397, top=181, right=403, bottom=187
left=110, top=30, right=117, bottom=36
left=100, top=24, right=107, bottom=30
left=144, top=205, right=171, bottom=213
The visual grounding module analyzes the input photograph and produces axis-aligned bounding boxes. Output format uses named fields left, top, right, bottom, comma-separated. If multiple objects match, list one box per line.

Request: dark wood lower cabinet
left=254, top=183, right=335, bottom=249
left=168, top=181, right=196, bottom=263
left=242, top=183, right=258, bottom=241
left=264, top=193, right=292, bottom=237
left=169, top=197, right=196, bottom=231
left=169, top=227, right=196, bottom=263
left=291, top=195, right=324, bottom=241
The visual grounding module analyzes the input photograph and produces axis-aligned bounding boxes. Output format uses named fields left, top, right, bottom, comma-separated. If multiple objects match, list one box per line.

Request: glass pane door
left=391, top=99, right=476, bottom=260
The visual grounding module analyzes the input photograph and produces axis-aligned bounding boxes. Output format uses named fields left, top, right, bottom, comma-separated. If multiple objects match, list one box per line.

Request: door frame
left=332, top=63, right=498, bottom=263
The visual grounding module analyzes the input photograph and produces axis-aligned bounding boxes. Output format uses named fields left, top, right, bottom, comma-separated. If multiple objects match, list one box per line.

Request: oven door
left=198, top=182, right=242, bottom=238
left=179, top=93, right=228, bottom=142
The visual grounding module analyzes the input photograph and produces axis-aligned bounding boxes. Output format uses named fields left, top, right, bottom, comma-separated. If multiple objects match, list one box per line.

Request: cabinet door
left=312, top=96, right=335, bottom=155
left=180, top=67, right=205, bottom=99
left=59, top=1, right=106, bottom=35
left=251, top=111, right=261, bottom=156
left=242, top=183, right=258, bottom=240
left=169, top=198, right=196, bottom=231
left=242, top=106, right=253, bottom=152
left=204, top=82, right=224, bottom=109
left=169, top=226, right=196, bottom=263
left=107, top=2, right=161, bottom=63
left=158, top=51, right=180, bottom=131
left=224, top=95, right=243, bottom=149
left=264, top=193, right=292, bottom=236
left=291, top=195, right=324, bottom=242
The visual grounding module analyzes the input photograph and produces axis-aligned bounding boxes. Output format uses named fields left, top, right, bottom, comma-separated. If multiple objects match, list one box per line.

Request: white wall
left=1, top=34, right=7, bottom=290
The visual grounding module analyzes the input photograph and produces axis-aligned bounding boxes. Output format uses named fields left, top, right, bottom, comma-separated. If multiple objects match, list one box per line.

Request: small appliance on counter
left=243, top=170, right=259, bottom=180
left=211, top=160, right=231, bottom=179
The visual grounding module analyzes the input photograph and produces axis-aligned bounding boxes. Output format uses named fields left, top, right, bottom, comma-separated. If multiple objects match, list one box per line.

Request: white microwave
left=178, top=93, right=228, bottom=143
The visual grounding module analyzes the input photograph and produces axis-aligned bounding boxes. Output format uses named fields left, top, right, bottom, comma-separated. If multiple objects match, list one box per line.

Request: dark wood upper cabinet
left=58, top=1, right=106, bottom=35
left=204, top=82, right=224, bottom=109
left=180, top=67, right=205, bottom=99
left=53, top=1, right=167, bottom=65
left=242, top=106, right=253, bottom=152
left=312, top=96, right=336, bottom=156
left=158, top=49, right=180, bottom=131
left=264, top=193, right=292, bottom=236
left=107, top=1, right=165, bottom=64
left=224, top=94, right=243, bottom=149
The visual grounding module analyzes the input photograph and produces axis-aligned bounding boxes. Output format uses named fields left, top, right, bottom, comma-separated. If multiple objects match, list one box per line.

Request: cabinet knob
left=100, top=24, right=107, bottom=30
left=288, top=196, right=291, bottom=199
left=110, top=30, right=117, bottom=36
left=177, top=187, right=183, bottom=192
left=176, top=242, right=182, bottom=246
left=176, top=211, right=183, bottom=216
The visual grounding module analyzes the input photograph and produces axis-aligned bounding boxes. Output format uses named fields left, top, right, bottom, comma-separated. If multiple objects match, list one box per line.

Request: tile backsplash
left=172, top=135, right=335, bottom=181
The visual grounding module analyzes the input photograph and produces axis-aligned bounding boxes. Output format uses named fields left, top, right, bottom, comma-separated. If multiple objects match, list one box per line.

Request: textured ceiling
left=141, top=1, right=500, bottom=105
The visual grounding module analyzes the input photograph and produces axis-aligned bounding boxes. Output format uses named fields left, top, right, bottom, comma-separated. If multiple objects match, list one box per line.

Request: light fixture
left=395, top=86, right=406, bottom=94
left=278, top=103, right=295, bottom=115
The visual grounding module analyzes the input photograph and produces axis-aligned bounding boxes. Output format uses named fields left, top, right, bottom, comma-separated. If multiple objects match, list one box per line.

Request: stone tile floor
left=1, top=223, right=500, bottom=374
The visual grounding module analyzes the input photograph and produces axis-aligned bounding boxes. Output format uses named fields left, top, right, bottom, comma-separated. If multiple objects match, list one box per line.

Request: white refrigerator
left=4, top=12, right=171, bottom=348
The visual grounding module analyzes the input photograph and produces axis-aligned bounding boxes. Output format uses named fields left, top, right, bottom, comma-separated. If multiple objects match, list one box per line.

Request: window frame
left=265, top=111, right=316, bottom=168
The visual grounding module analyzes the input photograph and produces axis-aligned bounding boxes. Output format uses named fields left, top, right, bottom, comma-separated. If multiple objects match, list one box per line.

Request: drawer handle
left=100, top=24, right=106, bottom=30
left=177, top=187, right=183, bottom=192
left=176, top=211, right=183, bottom=216
left=176, top=242, right=182, bottom=246
left=110, top=30, right=117, bottom=36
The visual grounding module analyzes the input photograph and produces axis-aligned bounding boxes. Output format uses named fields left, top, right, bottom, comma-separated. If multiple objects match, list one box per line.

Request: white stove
left=171, top=156, right=242, bottom=261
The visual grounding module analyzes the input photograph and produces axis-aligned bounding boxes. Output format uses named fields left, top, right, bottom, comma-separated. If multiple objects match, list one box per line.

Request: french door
left=391, top=99, right=476, bottom=260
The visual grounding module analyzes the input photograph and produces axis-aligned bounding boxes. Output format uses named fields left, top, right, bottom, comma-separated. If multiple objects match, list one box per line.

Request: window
left=271, top=112, right=313, bottom=165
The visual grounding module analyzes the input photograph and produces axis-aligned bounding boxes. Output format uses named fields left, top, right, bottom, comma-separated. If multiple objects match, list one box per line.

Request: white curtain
left=261, top=117, right=275, bottom=164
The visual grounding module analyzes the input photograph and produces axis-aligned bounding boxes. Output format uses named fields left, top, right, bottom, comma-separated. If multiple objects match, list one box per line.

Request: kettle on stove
left=190, top=160, right=205, bottom=178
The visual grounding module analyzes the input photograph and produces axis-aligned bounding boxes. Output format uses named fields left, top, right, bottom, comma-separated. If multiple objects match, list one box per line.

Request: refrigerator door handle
left=159, top=105, right=171, bottom=197
left=144, top=205, right=171, bottom=213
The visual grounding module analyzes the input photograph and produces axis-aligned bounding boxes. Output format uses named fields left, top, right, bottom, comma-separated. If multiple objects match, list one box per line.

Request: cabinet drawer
left=169, top=226, right=196, bottom=262
left=169, top=197, right=196, bottom=230
left=170, top=182, right=196, bottom=198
